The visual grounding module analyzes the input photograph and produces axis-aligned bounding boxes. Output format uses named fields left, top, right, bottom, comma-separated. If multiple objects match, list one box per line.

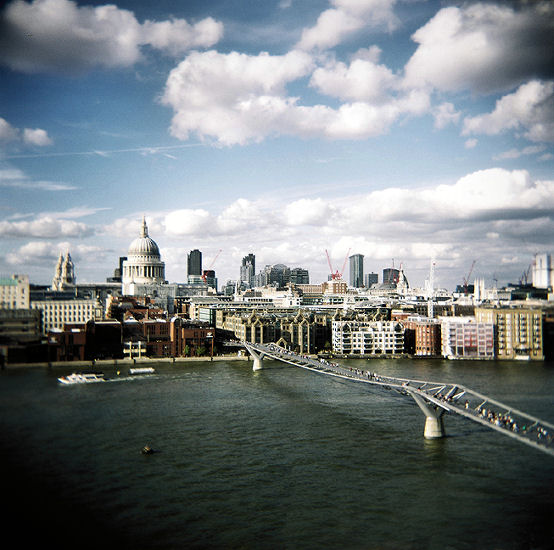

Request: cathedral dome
left=127, top=218, right=160, bottom=258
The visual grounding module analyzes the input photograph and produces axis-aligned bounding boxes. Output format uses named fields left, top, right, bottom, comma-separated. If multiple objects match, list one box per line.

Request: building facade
left=0, top=274, right=29, bottom=309
left=349, top=254, right=364, bottom=288
left=187, top=249, right=202, bottom=278
left=240, top=254, right=256, bottom=288
left=332, top=320, right=404, bottom=355
left=475, top=306, right=544, bottom=360
left=440, top=317, right=494, bottom=359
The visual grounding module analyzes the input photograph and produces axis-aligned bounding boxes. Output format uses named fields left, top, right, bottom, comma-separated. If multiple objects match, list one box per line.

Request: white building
left=440, top=316, right=494, bottom=360
left=332, top=320, right=404, bottom=355
left=532, top=253, right=553, bottom=289
left=52, top=252, right=76, bottom=290
left=30, top=297, right=103, bottom=334
left=0, top=274, right=29, bottom=309
left=122, top=217, right=166, bottom=296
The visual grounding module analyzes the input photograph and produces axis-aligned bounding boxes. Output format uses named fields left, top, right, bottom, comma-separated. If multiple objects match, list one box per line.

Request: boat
left=58, top=373, right=106, bottom=384
left=129, top=367, right=155, bottom=375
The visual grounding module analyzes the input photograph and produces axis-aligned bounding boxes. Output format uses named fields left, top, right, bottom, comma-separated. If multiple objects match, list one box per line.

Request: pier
left=244, top=342, right=554, bottom=457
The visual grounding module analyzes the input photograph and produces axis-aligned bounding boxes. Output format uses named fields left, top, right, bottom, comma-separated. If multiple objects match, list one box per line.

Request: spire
left=141, top=216, right=148, bottom=238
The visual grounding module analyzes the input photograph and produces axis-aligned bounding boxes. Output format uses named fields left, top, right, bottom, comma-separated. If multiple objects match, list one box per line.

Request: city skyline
left=1, top=0, right=553, bottom=289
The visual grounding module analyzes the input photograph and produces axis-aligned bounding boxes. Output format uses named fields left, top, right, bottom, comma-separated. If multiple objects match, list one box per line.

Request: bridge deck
left=244, top=342, right=554, bottom=457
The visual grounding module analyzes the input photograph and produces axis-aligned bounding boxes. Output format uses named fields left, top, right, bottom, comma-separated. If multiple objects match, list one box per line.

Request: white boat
left=129, top=367, right=155, bottom=375
left=58, top=373, right=106, bottom=384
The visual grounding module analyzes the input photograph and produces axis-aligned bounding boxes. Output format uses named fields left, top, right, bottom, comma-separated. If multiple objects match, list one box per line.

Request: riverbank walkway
left=244, top=342, right=554, bottom=457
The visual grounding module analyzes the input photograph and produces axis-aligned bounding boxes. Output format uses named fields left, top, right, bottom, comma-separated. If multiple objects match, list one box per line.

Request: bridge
left=243, top=342, right=554, bottom=457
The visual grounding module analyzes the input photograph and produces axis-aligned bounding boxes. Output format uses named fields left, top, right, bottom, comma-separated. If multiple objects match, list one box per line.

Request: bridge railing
left=243, top=342, right=554, bottom=457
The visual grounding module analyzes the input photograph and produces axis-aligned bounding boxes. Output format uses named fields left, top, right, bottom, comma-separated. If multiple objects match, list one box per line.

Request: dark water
left=1, top=358, right=554, bottom=550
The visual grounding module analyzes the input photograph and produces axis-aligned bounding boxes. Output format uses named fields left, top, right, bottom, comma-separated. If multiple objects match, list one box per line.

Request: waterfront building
left=240, top=254, right=255, bottom=288
left=51, top=252, right=76, bottom=290
left=332, top=319, right=404, bottom=355
left=475, top=306, right=544, bottom=360
left=122, top=217, right=166, bottom=296
left=349, top=254, right=364, bottom=288
left=0, top=308, right=42, bottom=343
left=0, top=274, right=29, bottom=309
left=440, top=316, right=494, bottom=359
left=187, top=249, right=202, bottom=280
left=402, top=316, right=441, bottom=356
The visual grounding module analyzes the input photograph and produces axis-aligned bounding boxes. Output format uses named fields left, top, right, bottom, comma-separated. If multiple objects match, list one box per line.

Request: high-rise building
left=349, top=254, right=364, bottom=288
left=365, top=273, right=378, bottom=288
left=240, top=254, right=255, bottom=288
left=290, top=267, right=309, bottom=285
left=187, top=249, right=202, bottom=277
left=383, top=268, right=400, bottom=285
left=532, top=253, right=553, bottom=289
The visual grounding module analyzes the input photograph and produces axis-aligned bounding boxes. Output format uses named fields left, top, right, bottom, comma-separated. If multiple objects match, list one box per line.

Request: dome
left=127, top=218, right=160, bottom=257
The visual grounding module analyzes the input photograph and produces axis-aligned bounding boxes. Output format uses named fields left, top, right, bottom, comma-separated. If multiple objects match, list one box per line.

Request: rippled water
left=1, top=358, right=553, bottom=549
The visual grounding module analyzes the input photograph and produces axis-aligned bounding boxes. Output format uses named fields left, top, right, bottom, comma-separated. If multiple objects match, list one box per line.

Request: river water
left=1, top=358, right=553, bottom=550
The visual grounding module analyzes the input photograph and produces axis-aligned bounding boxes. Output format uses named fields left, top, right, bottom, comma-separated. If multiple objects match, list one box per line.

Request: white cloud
left=433, top=102, right=460, bottom=130
left=494, top=144, right=547, bottom=161
left=310, top=51, right=397, bottom=102
left=297, top=0, right=398, bottom=51
left=162, top=48, right=429, bottom=145
left=0, top=0, right=223, bottom=74
left=463, top=80, right=554, bottom=143
left=284, top=198, right=335, bottom=226
left=22, top=127, right=53, bottom=146
left=6, top=240, right=102, bottom=266
left=465, top=139, right=478, bottom=149
left=0, top=117, right=19, bottom=142
left=403, top=3, right=554, bottom=94
left=0, top=117, right=53, bottom=147
left=0, top=216, right=92, bottom=238
left=164, top=209, right=212, bottom=236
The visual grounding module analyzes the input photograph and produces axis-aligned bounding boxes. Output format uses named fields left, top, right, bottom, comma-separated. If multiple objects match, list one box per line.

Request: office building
left=365, top=273, right=378, bottom=288
left=349, top=254, right=364, bottom=288
left=440, top=317, right=494, bottom=359
left=187, top=249, right=202, bottom=278
left=532, top=253, right=553, bottom=289
left=332, top=319, right=404, bottom=355
left=290, top=268, right=309, bottom=285
left=240, top=254, right=256, bottom=288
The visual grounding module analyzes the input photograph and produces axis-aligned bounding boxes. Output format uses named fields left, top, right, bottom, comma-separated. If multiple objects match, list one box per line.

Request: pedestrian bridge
left=243, top=342, right=554, bottom=457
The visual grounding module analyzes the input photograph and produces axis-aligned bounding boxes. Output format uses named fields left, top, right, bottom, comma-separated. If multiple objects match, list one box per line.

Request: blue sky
left=1, top=0, right=553, bottom=290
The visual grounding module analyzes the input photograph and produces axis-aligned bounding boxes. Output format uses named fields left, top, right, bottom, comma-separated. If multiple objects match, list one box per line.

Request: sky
left=1, top=0, right=553, bottom=291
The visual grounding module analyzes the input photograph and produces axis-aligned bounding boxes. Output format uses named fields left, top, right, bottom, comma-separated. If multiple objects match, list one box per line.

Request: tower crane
left=463, top=260, right=476, bottom=294
left=202, top=249, right=222, bottom=283
left=325, top=248, right=351, bottom=280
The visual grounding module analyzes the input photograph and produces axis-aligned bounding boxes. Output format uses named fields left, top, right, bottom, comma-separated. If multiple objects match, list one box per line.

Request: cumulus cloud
left=162, top=48, right=429, bottom=145
left=403, top=3, right=554, bottom=94
left=0, top=0, right=223, bottom=74
left=284, top=198, right=336, bottom=226
left=297, top=0, right=398, bottom=51
left=0, top=216, right=93, bottom=238
left=463, top=80, right=554, bottom=142
left=5, top=240, right=102, bottom=266
left=0, top=117, right=53, bottom=147
left=433, top=102, right=460, bottom=130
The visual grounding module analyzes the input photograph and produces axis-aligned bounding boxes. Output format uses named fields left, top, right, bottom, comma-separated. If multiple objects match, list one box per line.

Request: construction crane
left=519, top=264, right=532, bottom=286
left=325, top=248, right=350, bottom=280
left=463, top=260, right=476, bottom=294
left=202, top=249, right=222, bottom=283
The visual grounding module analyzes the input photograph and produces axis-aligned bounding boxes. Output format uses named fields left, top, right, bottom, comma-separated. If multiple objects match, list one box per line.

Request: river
left=1, top=357, right=553, bottom=549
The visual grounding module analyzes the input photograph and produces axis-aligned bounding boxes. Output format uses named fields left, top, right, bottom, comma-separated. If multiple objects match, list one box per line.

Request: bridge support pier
left=245, top=345, right=265, bottom=371
left=410, top=393, right=446, bottom=439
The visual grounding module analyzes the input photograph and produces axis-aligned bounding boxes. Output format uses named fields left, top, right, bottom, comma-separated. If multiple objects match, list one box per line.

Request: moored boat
left=129, top=367, right=155, bottom=375
left=58, top=373, right=106, bottom=384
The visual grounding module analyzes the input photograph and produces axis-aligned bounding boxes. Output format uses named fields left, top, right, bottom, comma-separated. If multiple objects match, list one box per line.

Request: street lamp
left=206, top=332, right=214, bottom=360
